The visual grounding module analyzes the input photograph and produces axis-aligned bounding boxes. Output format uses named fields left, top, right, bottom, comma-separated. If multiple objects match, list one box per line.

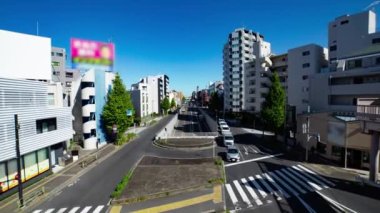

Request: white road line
left=256, top=174, right=282, bottom=200
left=247, top=176, right=267, bottom=199
left=57, top=208, right=68, bottom=213
left=292, top=165, right=329, bottom=189
left=316, top=191, right=358, bottom=213
left=268, top=171, right=299, bottom=196
left=249, top=146, right=258, bottom=154
left=225, top=153, right=283, bottom=167
left=236, top=146, right=245, bottom=161
left=241, top=178, right=263, bottom=206
left=32, top=211, right=42, bottom=213
left=225, top=183, right=238, bottom=205
left=263, top=173, right=290, bottom=198
left=243, top=146, right=248, bottom=155
left=275, top=170, right=307, bottom=194
left=281, top=169, right=314, bottom=192
left=80, top=206, right=92, bottom=213
left=296, top=165, right=335, bottom=186
left=288, top=168, right=323, bottom=191
left=296, top=195, right=316, bottom=213
left=233, top=180, right=252, bottom=207
left=68, top=207, right=80, bottom=213
left=45, top=209, right=55, bottom=213
left=93, top=205, right=105, bottom=213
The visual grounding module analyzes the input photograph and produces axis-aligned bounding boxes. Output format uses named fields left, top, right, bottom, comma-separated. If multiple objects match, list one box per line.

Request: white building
left=0, top=30, right=72, bottom=198
left=131, top=80, right=150, bottom=118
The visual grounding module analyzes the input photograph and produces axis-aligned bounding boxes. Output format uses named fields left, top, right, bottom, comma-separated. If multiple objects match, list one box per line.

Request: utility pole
left=14, top=114, right=24, bottom=207
left=305, top=106, right=310, bottom=162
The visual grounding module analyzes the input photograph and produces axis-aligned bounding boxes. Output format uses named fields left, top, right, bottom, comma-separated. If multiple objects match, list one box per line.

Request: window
left=340, top=20, right=349, bottom=25
left=302, top=63, right=310, bottom=68
left=372, top=38, right=380, bottom=44
left=331, top=146, right=343, bottom=157
left=51, top=61, right=60, bottom=66
left=65, top=72, right=73, bottom=78
left=56, top=53, right=64, bottom=57
left=51, top=52, right=54, bottom=56
left=302, top=75, right=308, bottom=80
left=37, top=148, right=48, bottom=174
left=48, top=93, right=55, bottom=105
left=0, top=162, right=8, bottom=192
left=330, top=45, right=337, bottom=51
left=376, top=57, right=380, bottom=65
left=36, top=118, right=57, bottom=134
left=347, top=59, right=362, bottom=69
left=302, top=51, right=310, bottom=56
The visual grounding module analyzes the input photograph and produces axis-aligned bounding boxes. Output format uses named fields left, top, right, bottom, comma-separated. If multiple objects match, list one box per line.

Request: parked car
left=226, top=146, right=240, bottom=162
left=220, top=124, right=231, bottom=135
left=223, top=133, right=234, bottom=147
left=218, top=119, right=226, bottom=126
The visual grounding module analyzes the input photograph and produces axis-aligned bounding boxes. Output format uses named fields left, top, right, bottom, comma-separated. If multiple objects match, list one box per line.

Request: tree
left=209, top=92, right=224, bottom=114
left=160, top=97, right=170, bottom=115
left=260, top=72, right=285, bottom=134
left=170, top=98, right=176, bottom=109
left=101, top=73, right=134, bottom=142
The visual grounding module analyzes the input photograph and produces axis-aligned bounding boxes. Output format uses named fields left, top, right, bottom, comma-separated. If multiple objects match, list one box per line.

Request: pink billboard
left=71, top=38, right=114, bottom=68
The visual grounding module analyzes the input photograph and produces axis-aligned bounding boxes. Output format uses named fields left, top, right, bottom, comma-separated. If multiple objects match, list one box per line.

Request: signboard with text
left=71, top=38, right=114, bottom=70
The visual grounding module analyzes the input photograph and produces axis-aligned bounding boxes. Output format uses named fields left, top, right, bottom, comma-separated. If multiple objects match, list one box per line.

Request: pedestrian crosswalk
left=32, top=205, right=106, bottom=213
left=225, top=164, right=335, bottom=209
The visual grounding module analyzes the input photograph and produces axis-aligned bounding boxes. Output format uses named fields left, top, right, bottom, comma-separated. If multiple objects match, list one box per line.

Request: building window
left=331, top=145, right=343, bottom=157
left=52, top=61, right=60, bottom=66
left=302, top=51, right=310, bottom=56
left=340, top=20, right=349, bottom=25
left=347, top=59, right=362, bottom=69
left=36, top=118, right=57, bottom=134
left=51, top=52, right=54, bottom=56
left=329, top=45, right=337, bottom=51
left=0, top=162, right=8, bottom=192
left=372, top=38, right=380, bottom=44
left=24, top=152, right=38, bottom=180
left=56, top=53, right=64, bottom=57
left=37, top=148, right=49, bottom=174
left=302, top=63, right=310, bottom=68
left=302, top=75, right=308, bottom=80
left=65, top=72, right=73, bottom=78
left=47, top=93, right=55, bottom=106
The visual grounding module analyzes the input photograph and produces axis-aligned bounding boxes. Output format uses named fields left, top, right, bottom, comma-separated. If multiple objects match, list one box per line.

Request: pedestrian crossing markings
left=32, top=205, right=105, bottom=213
left=225, top=164, right=335, bottom=208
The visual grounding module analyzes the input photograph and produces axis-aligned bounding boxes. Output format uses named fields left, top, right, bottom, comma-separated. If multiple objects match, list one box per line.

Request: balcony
left=357, top=105, right=380, bottom=122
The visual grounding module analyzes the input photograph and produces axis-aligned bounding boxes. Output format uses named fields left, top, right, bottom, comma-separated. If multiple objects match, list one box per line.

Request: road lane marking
left=241, top=178, right=263, bottom=205
left=243, top=146, right=248, bottom=155
left=32, top=211, right=42, bottom=213
left=256, top=174, right=282, bottom=200
left=316, top=191, right=358, bottom=213
left=247, top=176, right=267, bottom=199
left=287, top=168, right=322, bottom=191
left=296, top=165, right=335, bottom=186
left=226, top=183, right=238, bottom=204
left=57, top=208, right=68, bottom=213
left=93, top=205, right=105, bottom=213
left=292, top=165, right=329, bottom=189
left=275, top=170, right=307, bottom=194
left=68, top=207, right=80, bottom=213
left=249, top=146, right=258, bottom=154
left=262, top=173, right=290, bottom=198
left=296, top=195, right=316, bottom=213
left=268, top=171, right=299, bottom=196
left=281, top=169, right=314, bottom=192
left=80, top=206, right=92, bottom=213
left=45, top=209, right=55, bottom=213
left=225, top=153, right=283, bottom=167
left=233, top=180, right=252, bottom=207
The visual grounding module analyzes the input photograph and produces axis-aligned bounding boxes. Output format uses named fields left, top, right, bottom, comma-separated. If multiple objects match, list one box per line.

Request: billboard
left=71, top=38, right=114, bottom=70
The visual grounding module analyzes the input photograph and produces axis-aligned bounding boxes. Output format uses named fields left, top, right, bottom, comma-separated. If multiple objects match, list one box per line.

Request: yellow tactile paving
left=133, top=184, right=222, bottom=213
left=110, top=205, right=122, bottom=213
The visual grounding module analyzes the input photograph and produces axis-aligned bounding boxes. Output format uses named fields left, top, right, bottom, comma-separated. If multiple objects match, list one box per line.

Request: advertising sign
left=71, top=38, right=114, bottom=70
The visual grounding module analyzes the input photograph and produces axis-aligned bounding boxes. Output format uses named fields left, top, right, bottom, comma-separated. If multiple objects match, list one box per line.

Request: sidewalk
left=0, top=144, right=116, bottom=213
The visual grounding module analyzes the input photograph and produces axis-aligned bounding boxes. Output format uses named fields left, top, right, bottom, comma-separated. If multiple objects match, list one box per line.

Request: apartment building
left=0, top=30, right=72, bottom=198
left=223, top=28, right=261, bottom=112
left=131, top=80, right=150, bottom=118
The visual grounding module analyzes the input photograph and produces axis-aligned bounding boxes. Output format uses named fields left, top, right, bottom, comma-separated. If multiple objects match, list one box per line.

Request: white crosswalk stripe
left=255, top=174, right=282, bottom=200
left=45, top=209, right=55, bottom=213
left=233, top=180, right=252, bottom=207
left=32, top=205, right=107, bottom=213
left=248, top=176, right=267, bottom=198
left=80, top=206, right=92, bottom=213
left=68, top=207, right=80, bottom=213
left=32, top=210, right=42, bottom=213
left=263, top=173, right=290, bottom=198
left=225, top=164, right=335, bottom=209
left=57, top=208, right=68, bottom=213
left=226, top=183, right=238, bottom=205
left=241, top=178, right=263, bottom=206
left=93, top=205, right=105, bottom=213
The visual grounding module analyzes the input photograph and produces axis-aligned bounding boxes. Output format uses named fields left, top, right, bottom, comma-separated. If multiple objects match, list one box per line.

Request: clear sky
left=0, top=0, right=376, bottom=96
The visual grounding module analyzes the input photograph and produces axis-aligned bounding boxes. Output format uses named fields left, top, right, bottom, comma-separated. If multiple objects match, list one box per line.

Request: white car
left=218, top=119, right=226, bottom=126
left=223, top=134, right=234, bottom=147
left=226, top=146, right=240, bottom=162
left=220, top=124, right=231, bottom=135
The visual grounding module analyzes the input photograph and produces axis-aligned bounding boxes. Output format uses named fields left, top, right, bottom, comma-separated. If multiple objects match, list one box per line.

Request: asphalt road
left=31, top=113, right=213, bottom=213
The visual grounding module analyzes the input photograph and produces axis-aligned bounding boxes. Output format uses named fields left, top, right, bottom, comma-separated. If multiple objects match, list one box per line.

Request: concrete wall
left=156, top=114, right=178, bottom=139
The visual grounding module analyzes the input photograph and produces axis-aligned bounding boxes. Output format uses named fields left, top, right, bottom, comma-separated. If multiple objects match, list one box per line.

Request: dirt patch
left=156, top=138, right=214, bottom=148
left=119, top=156, right=222, bottom=201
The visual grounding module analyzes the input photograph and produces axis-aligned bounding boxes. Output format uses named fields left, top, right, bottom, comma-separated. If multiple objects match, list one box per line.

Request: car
left=218, top=119, right=226, bottom=126
left=223, top=134, right=234, bottom=147
left=226, top=146, right=240, bottom=162
left=220, top=125, right=231, bottom=135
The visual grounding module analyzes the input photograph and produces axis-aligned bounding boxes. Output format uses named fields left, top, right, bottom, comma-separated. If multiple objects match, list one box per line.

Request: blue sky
left=0, top=0, right=376, bottom=96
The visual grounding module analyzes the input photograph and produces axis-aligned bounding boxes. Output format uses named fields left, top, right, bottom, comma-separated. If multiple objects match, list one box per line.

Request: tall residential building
left=0, top=30, right=72, bottom=198
left=131, top=80, right=150, bottom=118
left=223, top=28, right=262, bottom=112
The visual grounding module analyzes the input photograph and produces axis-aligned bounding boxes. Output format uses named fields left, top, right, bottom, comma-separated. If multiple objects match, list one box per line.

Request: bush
left=111, top=170, right=133, bottom=198
left=116, top=133, right=137, bottom=146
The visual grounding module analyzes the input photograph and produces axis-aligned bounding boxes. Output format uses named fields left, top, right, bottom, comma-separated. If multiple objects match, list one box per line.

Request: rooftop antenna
left=36, top=21, right=39, bottom=36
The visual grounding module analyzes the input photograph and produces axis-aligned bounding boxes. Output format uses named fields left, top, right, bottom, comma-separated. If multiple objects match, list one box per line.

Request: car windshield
left=228, top=149, right=238, bottom=154
left=225, top=136, right=233, bottom=140
left=222, top=127, right=229, bottom=130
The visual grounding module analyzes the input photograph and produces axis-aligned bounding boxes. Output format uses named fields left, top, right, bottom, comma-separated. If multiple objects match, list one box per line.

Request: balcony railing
left=356, top=105, right=380, bottom=122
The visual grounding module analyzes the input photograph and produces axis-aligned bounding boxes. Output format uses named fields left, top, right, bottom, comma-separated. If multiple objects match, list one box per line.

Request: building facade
left=131, top=81, right=150, bottom=118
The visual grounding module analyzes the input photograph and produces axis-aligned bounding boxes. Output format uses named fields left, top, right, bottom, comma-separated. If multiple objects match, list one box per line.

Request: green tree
left=209, top=92, right=223, bottom=113
left=101, top=73, right=134, bottom=143
left=160, top=97, right=170, bottom=115
left=260, top=72, right=285, bottom=134
left=170, top=98, right=176, bottom=109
